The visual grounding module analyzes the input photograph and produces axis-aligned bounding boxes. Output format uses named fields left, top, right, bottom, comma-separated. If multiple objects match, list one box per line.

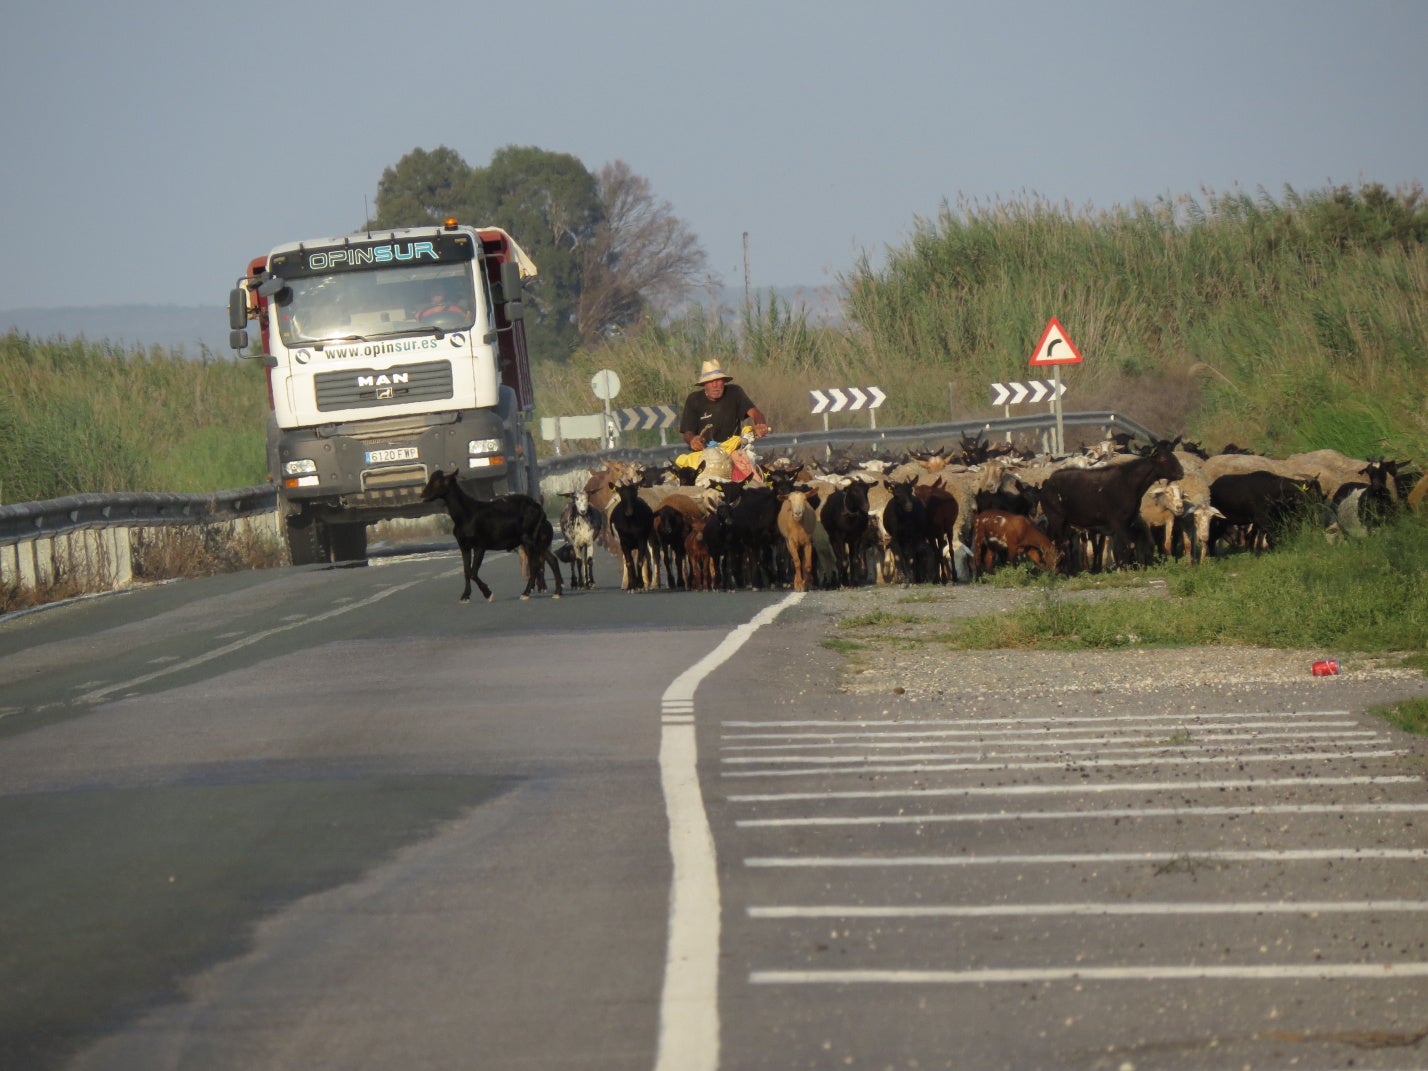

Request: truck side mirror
left=257, top=276, right=286, bottom=298
left=230, top=329, right=250, bottom=351
left=500, top=261, right=523, bottom=304
left=228, top=288, right=249, bottom=330
left=503, top=300, right=524, bottom=321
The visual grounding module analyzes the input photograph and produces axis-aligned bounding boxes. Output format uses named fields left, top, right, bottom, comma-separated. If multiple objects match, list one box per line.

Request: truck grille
left=314, top=361, right=453, bottom=412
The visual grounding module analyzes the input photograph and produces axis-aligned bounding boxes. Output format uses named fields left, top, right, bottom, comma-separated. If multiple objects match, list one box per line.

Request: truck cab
left=230, top=221, right=541, bottom=565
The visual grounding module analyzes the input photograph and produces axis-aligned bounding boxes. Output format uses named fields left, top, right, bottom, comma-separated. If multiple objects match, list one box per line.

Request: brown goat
left=972, top=510, right=1060, bottom=576
left=776, top=488, right=822, bottom=592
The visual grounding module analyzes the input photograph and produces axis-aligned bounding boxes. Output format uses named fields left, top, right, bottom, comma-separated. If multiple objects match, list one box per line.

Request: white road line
left=75, top=574, right=443, bottom=704
left=735, top=801, right=1428, bottom=828
left=721, top=718, right=1364, bottom=743
left=751, top=963, right=1428, bottom=985
left=720, top=734, right=1379, bottom=763
left=745, top=848, right=1428, bottom=868
left=726, top=774, right=1420, bottom=804
left=748, top=899, right=1428, bottom=919
left=723, top=711, right=1354, bottom=729
left=654, top=594, right=803, bottom=1071
left=721, top=747, right=1405, bottom=778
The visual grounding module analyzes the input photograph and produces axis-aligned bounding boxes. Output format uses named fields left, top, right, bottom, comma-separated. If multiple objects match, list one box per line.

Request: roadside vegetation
left=545, top=182, right=1428, bottom=467
left=0, top=333, right=268, bottom=503
left=834, top=512, right=1428, bottom=665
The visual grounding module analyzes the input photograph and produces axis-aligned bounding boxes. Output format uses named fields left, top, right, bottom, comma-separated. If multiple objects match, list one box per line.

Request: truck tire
left=329, top=523, right=369, bottom=562
left=284, top=509, right=330, bottom=566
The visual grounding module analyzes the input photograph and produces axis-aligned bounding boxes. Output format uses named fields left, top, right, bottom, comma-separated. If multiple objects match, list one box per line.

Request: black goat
left=715, top=481, right=785, bottom=590
left=882, top=477, right=935, bottom=584
left=419, top=469, right=562, bottom=602
left=610, top=481, right=657, bottom=591
left=652, top=504, right=690, bottom=589
left=820, top=479, right=874, bottom=587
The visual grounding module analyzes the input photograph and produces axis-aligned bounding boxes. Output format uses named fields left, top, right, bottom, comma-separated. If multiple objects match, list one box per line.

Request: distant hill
left=1, top=305, right=232, bottom=357
left=1, top=285, right=844, bottom=359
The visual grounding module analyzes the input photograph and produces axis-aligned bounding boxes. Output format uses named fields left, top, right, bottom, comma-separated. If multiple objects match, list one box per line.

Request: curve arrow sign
left=828, top=388, right=848, bottom=413
left=866, top=386, right=887, bottom=409
left=810, top=389, right=830, bottom=414
left=847, top=387, right=867, bottom=410
left=1028, top=381, right=1049, bottom=404
left=1009, top=382, right=1029, bottom=405
left=991, top=383, right=1011, bottom=406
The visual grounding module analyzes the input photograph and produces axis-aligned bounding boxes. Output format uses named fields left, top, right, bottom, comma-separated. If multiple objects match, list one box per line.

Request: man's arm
left=746, top=404, right=771, bottom=438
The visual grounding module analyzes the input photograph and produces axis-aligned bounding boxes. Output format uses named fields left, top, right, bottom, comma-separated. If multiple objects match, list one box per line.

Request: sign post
left=1028, top=318, right=1083, bottom=454
left=590, top=369, right=622, bottom=450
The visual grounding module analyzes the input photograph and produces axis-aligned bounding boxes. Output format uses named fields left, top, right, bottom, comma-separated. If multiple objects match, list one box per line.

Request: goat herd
left=419, top=432, right=1422, bottom=603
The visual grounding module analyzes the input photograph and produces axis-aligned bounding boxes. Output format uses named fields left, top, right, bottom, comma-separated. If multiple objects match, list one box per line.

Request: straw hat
left=695, top=360, right=732, bottom=385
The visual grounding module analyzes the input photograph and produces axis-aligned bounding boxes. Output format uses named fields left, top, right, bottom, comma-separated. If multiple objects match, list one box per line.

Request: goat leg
left=469, top=547, right=494, bottom=602
left=543, top=549, right=564, bottom=597
left=459, top=545, right=475, bottom=602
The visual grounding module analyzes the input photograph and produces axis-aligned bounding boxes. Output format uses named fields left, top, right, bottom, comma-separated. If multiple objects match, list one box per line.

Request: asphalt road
left=2, top=551, right=1427, bottom=1070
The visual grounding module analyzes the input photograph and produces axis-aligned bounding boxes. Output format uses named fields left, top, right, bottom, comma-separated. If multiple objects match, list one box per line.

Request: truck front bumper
left=269, top=409, right=515, bottom=518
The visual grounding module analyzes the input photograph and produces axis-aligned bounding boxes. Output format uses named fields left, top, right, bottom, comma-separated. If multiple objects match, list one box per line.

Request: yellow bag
left=674, top=429, right=749, bottom=470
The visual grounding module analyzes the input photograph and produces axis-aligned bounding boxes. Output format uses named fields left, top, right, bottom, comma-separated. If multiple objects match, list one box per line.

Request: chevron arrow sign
left=990, top=380, right=1068, bottom=407
left=615, top=404, right=679, bottom=432
left=810, top=386, right=887, bottom=413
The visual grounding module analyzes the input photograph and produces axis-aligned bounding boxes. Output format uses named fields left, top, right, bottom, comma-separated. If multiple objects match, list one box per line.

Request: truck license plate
left=365, top=447, right=419, bottom=464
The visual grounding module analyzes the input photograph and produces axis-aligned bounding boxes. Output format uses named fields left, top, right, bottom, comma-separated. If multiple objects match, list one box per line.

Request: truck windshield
left=276, top=265, right=479, bottom=347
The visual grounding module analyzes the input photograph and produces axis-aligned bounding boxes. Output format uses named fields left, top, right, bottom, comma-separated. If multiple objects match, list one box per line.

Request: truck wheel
left=329, top=523, right=369, bottom=562
left=285, top=510, right=330, bottom=566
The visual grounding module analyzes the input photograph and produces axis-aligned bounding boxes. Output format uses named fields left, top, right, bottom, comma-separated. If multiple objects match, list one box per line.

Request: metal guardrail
left=535, top=411, right=1159, bottom=479
left=0, top=411, right=1158, bottom=596
left=0, top=485, right=281, bottom=599
left=0, top=485, right=277, bottom=545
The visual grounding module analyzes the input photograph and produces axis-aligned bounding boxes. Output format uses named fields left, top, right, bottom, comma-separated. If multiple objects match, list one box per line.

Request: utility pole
left=742, top=231, right=751, bottom=313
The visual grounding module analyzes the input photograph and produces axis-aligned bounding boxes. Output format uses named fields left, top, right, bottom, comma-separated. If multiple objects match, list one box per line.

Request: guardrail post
left=32, top=536, right=55, bottom=588
left=107, top=527, right=133, bottom=587
left=0, top=542, right=18, bottom=591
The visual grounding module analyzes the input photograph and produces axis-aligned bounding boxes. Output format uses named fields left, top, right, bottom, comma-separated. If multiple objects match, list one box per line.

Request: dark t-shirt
left=680, top=384, right=757, bottom=442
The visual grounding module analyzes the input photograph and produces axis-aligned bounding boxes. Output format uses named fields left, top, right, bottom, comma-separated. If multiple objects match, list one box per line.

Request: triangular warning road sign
left=1029, top=317, right=1084, bottom=366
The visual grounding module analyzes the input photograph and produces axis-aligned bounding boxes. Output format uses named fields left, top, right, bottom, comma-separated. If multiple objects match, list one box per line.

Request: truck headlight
left=468, top=438, right=502, bottom=455
left=283, top=459, right=318, bottom=476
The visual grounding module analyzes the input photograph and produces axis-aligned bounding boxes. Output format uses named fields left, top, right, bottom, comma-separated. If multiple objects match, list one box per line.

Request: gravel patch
left=806, top=580, right=1426, bottom=703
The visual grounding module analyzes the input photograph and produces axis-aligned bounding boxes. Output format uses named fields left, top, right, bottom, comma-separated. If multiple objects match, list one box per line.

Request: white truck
left=229, top=220, right=542, bottom=564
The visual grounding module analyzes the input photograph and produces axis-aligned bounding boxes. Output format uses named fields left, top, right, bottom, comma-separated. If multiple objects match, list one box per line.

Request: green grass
left=0, top=332, right=268, bottom=502
left=939, top=515, right=1428, bottom=653
left=1377, top=698, right=1428, bottom=735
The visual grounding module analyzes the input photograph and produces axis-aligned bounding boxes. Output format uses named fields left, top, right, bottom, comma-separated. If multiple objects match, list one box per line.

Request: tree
left=576, top=161, right=709, bottom=347
left=370, top=146, right=709, bottom=360
left=466, top=146, right=604, bottom=360
left=371, top=146, right=472, bottom=226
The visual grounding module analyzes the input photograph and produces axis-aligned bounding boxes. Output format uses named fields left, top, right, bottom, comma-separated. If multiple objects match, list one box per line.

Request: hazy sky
left=2, top=0, right=1424, bottom=312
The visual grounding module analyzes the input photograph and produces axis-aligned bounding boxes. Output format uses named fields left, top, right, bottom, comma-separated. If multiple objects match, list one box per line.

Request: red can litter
left=1312, top=659, right=1340, bottom=677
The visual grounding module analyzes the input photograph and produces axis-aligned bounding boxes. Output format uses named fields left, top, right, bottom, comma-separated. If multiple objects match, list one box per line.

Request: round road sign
left=591, top=369, right=621, bottom=401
